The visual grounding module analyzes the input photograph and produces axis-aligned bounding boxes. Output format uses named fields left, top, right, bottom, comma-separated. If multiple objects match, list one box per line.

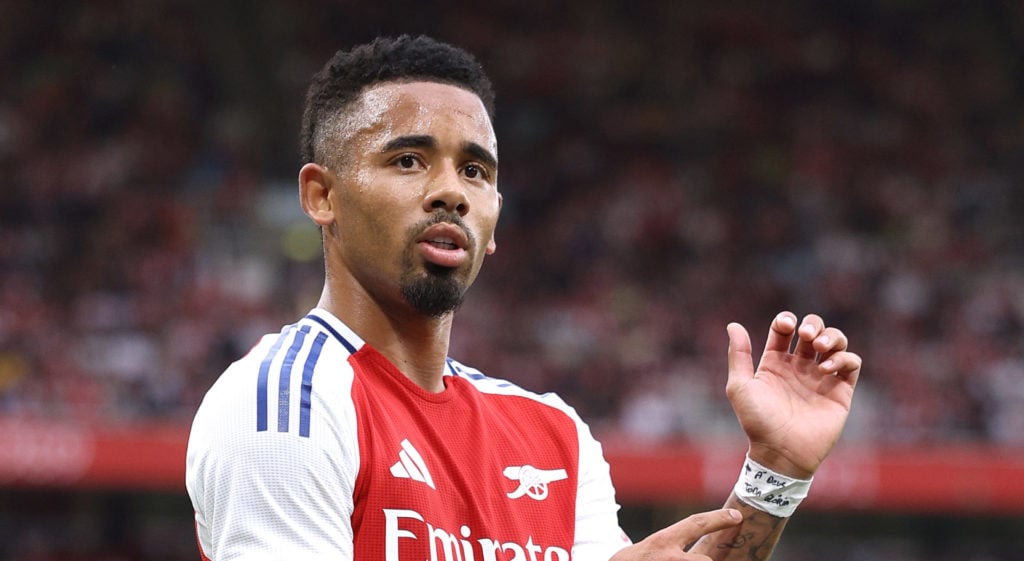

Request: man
left=185, top=35, right=861, bottom=561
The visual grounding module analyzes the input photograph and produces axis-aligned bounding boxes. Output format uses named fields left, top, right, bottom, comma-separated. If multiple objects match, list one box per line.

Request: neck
left=317, top=283, right=453, bottom=393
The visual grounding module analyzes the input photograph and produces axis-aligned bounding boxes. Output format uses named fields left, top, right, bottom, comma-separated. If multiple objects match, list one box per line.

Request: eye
left=397, top=154, right=419, bottom=169
left=463, top=164, right=488, bottom=181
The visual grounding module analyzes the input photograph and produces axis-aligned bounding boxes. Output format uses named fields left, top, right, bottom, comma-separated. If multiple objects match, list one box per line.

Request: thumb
left=726, top=322, right=754, bottom=389
left=650, top=508, right=743, bottom=549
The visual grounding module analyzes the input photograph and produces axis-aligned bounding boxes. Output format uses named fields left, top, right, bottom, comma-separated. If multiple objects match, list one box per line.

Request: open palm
left=725, top=312, right=861, bottom=479
left=608, top=312, right=862, bottom=561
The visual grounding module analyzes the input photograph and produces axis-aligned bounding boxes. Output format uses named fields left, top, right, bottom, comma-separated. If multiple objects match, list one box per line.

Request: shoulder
left=198, top=311, right=365, bottom=411
left=187, top=311, right=367, bottom=463
left=445, top=357, right=585, bottom=425
left=186, top=313, right=367, bottom=553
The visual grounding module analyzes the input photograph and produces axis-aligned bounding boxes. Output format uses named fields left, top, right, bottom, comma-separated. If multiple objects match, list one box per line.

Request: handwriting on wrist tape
left=733, top=456, right=813, bottom=518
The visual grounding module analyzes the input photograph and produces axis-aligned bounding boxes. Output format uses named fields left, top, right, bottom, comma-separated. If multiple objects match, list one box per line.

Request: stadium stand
left=1, top=1, right=1022, bottom=559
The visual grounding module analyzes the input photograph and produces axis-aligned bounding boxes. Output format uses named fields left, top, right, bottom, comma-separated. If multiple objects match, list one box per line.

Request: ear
left=485, top=191, right=503, bottom=255
left=299, top=163, right=335, bottom=227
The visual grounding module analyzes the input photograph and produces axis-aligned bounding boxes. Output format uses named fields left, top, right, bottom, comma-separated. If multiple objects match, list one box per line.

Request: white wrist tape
left=733, top=455, right=813, bottom=518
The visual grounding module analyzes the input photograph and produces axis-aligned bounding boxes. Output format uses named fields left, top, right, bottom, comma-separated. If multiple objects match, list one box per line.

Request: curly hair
left=299, top=35, right=496, bottom=166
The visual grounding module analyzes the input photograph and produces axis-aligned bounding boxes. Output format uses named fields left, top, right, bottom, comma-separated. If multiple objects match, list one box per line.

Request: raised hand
left=725, top=312, right=861, bottom=479
left=609, top=313, right=861, bottom=561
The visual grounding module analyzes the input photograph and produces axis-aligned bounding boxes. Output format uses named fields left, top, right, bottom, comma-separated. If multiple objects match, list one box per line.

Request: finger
left=726, top=322, right=754, bottom=389
left=764, top=311, right=798, bottom=353
left=653, top=508, right=743, bottom=549
left=792, top=314, right=824, bottom=358
left=820, top=350, right=862, bottom=383
left=813, top=326, right=848, bottom=356
left=815, top=328, right=849, bottom=370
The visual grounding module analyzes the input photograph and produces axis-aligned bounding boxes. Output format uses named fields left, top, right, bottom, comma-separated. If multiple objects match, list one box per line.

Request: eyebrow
left=463, top=141, right=498, bottom=172
left=381, top=135, right=498, bottom=171
left=382, top=135, right=436, bottom=153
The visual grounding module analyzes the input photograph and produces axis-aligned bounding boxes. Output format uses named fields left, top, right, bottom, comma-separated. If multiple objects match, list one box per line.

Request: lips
left=416, top=223, right=470, bottom=268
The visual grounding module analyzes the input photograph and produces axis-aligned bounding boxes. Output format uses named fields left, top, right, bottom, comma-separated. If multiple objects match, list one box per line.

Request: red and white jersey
left=186, top=309, right=630, bottom=560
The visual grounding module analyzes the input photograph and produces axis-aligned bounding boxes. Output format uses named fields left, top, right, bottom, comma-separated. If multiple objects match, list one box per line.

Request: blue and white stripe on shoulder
left=247, top=309, right=365, bottom=439
left=445, top=357, right=572, bottom=410
left=303, top=308, right=365, bottom=355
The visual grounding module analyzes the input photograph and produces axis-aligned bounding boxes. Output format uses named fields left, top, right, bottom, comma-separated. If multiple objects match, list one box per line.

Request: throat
left=369, top=320, right=453, bottom=394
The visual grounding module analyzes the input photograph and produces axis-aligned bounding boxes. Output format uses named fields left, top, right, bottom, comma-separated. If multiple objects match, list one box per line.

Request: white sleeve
left=185, top=345, right=359, bottom=560
left=570, top=411, right=632, bottom=560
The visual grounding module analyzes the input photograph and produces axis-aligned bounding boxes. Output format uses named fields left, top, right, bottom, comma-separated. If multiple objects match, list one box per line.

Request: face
left=312, top=81, right=501, bottom=318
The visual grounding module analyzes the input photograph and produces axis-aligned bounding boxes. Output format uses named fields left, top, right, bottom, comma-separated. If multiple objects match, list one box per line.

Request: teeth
left=427, top=237, right=457, bottom=249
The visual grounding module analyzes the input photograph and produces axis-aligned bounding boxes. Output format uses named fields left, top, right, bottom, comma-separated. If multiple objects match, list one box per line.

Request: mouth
left=415, top=223, right=471, bottom=268
left=424, top=236, right=459, bottom=250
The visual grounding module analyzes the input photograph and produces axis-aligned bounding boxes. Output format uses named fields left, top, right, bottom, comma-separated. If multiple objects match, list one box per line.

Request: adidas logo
left=390, top=438, right=435, bottom=490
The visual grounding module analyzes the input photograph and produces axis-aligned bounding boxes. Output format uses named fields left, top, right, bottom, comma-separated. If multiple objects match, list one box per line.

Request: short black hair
left=299, top=35, right=495, bottom=165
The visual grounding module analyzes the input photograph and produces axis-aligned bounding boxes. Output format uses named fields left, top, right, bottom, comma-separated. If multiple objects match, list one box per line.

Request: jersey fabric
left=185, top=308, right=630, bottom=560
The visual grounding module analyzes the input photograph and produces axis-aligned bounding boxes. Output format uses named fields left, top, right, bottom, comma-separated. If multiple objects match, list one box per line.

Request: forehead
left=346, top=81, right=497, bottom=155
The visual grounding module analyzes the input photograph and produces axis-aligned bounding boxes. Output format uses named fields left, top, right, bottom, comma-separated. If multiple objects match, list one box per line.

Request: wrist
left=733, top=454, right=813, bottom=518
left=746, top=443, right=816, bottom=480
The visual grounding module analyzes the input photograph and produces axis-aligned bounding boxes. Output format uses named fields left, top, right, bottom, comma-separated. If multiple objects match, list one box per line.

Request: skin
left=612, top=312, right=861, bottom=561
left=299, top=81, right=501, bottom=392
left=299, top=80, right=862, bottom=561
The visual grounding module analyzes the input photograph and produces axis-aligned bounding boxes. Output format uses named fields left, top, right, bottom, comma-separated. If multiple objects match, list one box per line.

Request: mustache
left=412, top=210, right=476, bottom=248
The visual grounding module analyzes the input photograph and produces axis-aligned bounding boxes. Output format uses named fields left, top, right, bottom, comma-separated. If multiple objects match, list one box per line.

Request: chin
left=401, top=271, right=466, bottom=318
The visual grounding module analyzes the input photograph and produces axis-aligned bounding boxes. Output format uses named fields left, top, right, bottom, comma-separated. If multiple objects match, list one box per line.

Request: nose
left=422, top=165, right=469, bottom=216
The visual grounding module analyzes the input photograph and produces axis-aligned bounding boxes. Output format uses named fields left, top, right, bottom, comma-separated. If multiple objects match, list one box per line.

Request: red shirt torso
left=349, top=347, right=579, bottom=561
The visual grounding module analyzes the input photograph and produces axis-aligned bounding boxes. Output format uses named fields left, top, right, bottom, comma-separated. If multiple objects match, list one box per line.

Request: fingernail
left=821, top=359, right=834, bottom=370
left=727, top=509, right=742, bottom=521
left=818, top=335, right=831, bottom=346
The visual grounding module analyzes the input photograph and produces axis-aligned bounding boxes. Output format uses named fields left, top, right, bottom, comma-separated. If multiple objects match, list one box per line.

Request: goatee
left=400, top=212, right=475, bottom=318
left=401, top=263, right=465, bottom=318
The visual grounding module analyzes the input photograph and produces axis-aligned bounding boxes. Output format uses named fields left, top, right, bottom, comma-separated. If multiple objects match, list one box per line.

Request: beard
left=398, top=212, right=475, bottom=318
left=400, top=263, right=466, bottom=318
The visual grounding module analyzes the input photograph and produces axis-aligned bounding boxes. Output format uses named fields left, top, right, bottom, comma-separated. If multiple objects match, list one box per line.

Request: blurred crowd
left=1, top=0, right=1023, bottom=451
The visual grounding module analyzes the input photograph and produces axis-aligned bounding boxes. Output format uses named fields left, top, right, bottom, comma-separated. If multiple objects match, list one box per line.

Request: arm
left=611, top=312, right=861, bottom=561
left=690, top=493, right=789, bottom=560
left=609, top=495, right=789, bottom=561
left=186, top=350, right=360, bottom=560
